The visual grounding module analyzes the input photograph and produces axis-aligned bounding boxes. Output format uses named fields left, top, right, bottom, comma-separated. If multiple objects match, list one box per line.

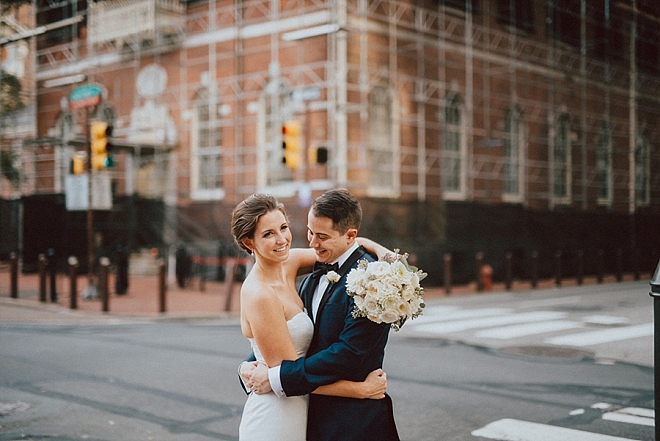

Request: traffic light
left=308, top=146, right=328, bottom=164
left=90, top=121, right=114, bottom=170
left=71, top=152, right=85, bottom=175
left=282, top=120, right=301, bottom=169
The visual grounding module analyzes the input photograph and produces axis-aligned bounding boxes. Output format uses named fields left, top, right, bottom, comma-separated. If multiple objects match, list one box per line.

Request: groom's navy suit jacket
left=280, top=246, right=399, bottom=441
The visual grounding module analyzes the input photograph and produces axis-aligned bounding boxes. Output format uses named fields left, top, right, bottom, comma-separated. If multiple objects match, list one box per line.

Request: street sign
left=291, top=86, right=321, bottom=102
left=65, top=173, right=112, bottom=211
left=69, top=83, right=102, bottom=109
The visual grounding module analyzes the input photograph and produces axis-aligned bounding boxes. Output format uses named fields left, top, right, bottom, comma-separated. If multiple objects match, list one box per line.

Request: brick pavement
left=0, top=263, right=645, bottom=325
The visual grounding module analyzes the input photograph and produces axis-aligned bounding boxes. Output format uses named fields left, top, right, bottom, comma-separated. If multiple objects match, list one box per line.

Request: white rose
left=396, top=298, right=412, bottom=317
left=408, top=296, right=422, bottom=314
left=368, top=312, right=383, bottom=323
left=391, top=261, right=412, bottom=284
left=325, top=270, right=340, bottom=284
left=381, top=295, right=401, bottom=312
left=365, top=261, right=391, bottom=278
left=401, top=284, right=415, bottom=301
left=410, top=271, right=420, bottom=289
left=362, top=294, right=380, bottom=315
left=346, top=268, right=366, bottom=294
left=380, top=309, right=400, bottom=324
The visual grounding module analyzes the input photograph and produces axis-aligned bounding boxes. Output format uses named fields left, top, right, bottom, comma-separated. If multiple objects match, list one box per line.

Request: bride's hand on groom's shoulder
left=362, top=368, right=387, bottom=400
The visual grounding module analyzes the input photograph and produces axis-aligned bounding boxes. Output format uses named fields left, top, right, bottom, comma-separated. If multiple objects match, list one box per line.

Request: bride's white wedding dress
left=239, top=312, right=314, bottom=441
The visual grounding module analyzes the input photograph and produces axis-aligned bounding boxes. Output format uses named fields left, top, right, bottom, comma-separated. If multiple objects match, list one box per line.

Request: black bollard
left=47, top=248, right=57, bottom=303
left=10, top=252, right=18, bottom=298
left=69, top=256, right=78, bottom=310
left=530, top=250, right=538, bottom=289
left=616, top=248, right=623, bottom=282
left=100, top=257, right=110, bottom=313
left=505, top=252, right=512, bottom=291
left=476, top=252, right=484, bottom=292
left=38, top=254, right=47, bottom=302
left=576, top=249, right=583, bottom=286
left=649, top=259, right=660, bottom=441
left=597, top=249, right=604, bottom=283
left=158, top=260, right=167, bottom=313
left=443, top=253, right=452, bottom=295
left=554, top=250, right=562, bottom=287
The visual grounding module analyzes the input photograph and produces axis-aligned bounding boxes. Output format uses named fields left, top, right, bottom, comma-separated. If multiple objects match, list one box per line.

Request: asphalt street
left=0, top=279, right=655, bottom=441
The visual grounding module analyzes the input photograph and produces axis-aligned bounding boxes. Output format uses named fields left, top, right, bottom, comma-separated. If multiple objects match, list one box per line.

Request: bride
left=231, top=194, right=389, bottom=441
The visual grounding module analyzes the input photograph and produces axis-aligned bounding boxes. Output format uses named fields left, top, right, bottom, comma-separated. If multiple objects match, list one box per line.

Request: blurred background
left=1, top=0, right=658, bottom=288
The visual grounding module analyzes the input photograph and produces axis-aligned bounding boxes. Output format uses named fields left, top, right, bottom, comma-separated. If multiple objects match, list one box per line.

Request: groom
left=241, top=188, right=399, bottom=441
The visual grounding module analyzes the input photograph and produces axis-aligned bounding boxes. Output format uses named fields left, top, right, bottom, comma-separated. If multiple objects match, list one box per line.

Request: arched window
left=442, top=94, right=466, bottom=199
left=596, top=122, right=612, bottom=205
left=552, top=113, right=571, bottom=203
left=368, top=85, right=398, bottom=196
left=635, top=132, right=650, bottom=206
left=191, top=87, right=223, bottom=200
left=503, top=105, right=525, bottom=201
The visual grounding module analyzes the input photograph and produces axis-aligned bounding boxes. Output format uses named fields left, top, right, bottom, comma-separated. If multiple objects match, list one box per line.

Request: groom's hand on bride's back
left=241, top=362, right=272, bottom=395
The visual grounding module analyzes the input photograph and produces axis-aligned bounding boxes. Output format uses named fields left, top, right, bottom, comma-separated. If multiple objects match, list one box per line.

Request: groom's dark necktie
left=307, top=261, right=339, bottom=320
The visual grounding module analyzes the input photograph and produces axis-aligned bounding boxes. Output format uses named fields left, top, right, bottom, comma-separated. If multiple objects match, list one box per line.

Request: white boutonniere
left=325, top=271, right=340, bottom=284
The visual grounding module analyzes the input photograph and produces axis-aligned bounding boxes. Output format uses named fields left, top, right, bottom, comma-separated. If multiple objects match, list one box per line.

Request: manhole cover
left=0, top=401, right=31, bottom=415
left=500, top=345, right=594, bottom=359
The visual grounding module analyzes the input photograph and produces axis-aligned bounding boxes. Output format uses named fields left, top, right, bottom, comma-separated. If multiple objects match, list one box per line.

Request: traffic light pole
left=85, top=108, right=96, bottom=298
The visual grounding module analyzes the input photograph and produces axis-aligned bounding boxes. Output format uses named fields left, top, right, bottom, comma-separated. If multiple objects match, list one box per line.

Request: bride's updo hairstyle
left=231, top=194, right=286, bottom=255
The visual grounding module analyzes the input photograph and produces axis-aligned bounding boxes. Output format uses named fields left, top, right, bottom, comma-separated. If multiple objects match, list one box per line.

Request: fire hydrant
left=480, top=264, right=493, bottom=291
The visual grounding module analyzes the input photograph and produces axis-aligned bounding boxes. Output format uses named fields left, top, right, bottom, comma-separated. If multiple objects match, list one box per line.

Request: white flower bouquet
left=346, top=250, right=426, bottom=331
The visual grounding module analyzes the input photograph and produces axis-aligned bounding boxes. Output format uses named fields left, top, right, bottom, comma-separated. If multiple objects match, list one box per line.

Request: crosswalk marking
left=471, top=418, right=638, bottom=441
left=475, top=320, right=583, bottom=339
left=602, top=407, right=655, bottom=427
left=410, top=311, right=566, bottom=334
left=412, top=307, right=511, bottom=325
left=408, top=305, right=652, bottom=349
left=544, top=323, right=653, bottom=346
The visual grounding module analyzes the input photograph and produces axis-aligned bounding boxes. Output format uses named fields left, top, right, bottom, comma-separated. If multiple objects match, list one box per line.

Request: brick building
left=1, top=0, right=659, bottom=284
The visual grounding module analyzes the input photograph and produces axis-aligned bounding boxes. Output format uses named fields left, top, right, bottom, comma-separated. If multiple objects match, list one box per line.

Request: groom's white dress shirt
left=269, top=242, right=360, bottom=398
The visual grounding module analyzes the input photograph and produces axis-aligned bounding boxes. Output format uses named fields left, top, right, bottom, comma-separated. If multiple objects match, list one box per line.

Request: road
left=0, top=280, right=654, bottom=440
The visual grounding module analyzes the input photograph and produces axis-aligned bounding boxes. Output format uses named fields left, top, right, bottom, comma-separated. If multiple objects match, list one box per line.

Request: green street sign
left=69, top=84, right=102, bottom=109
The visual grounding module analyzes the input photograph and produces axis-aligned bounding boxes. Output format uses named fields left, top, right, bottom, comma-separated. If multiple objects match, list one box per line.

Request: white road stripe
left=617, top=407, right=654, bottom=418
left=582, top=315, right=630, bottom=325
left=516, top=296, right=581, bottom=309
left=471, top=418, right=638, bottom=441
left=475, top=320, right=584, bottom=339
left=602, top=407, right=655, bottom=427
left=411, top=307, right=511, bottom=325
left=409, top=311, right=566, bottom=334
left=603, top=412, right=655, bottom=427
left=545, top=323, right=653, bottom=346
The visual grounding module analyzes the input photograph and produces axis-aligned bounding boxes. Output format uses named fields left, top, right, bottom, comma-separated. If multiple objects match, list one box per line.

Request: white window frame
left=367, top=84, right=400, bottom=198
left=550, top=112, right=572, bottom=206
left=190, top=87, right=224, bottom=201
left=442, top=94, right=467, bottom=200
left=634, top=132, right=650, bottom=207
left=502, top=105, right=526, bottom=203
left=596, top=122, right=613, bottom=207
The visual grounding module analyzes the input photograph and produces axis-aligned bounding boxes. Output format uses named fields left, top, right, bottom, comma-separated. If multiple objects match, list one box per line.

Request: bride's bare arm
left=312, top=368, right=387, bottom=400
left=243, top=288, right=299, bottom=368
left=287, top=238, right=391, bottom=277
left=356, top=237, right=392, bottom=261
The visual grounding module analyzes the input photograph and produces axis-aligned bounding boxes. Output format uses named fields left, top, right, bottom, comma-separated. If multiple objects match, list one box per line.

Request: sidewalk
left=0, top=266, right=649, bottom=325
